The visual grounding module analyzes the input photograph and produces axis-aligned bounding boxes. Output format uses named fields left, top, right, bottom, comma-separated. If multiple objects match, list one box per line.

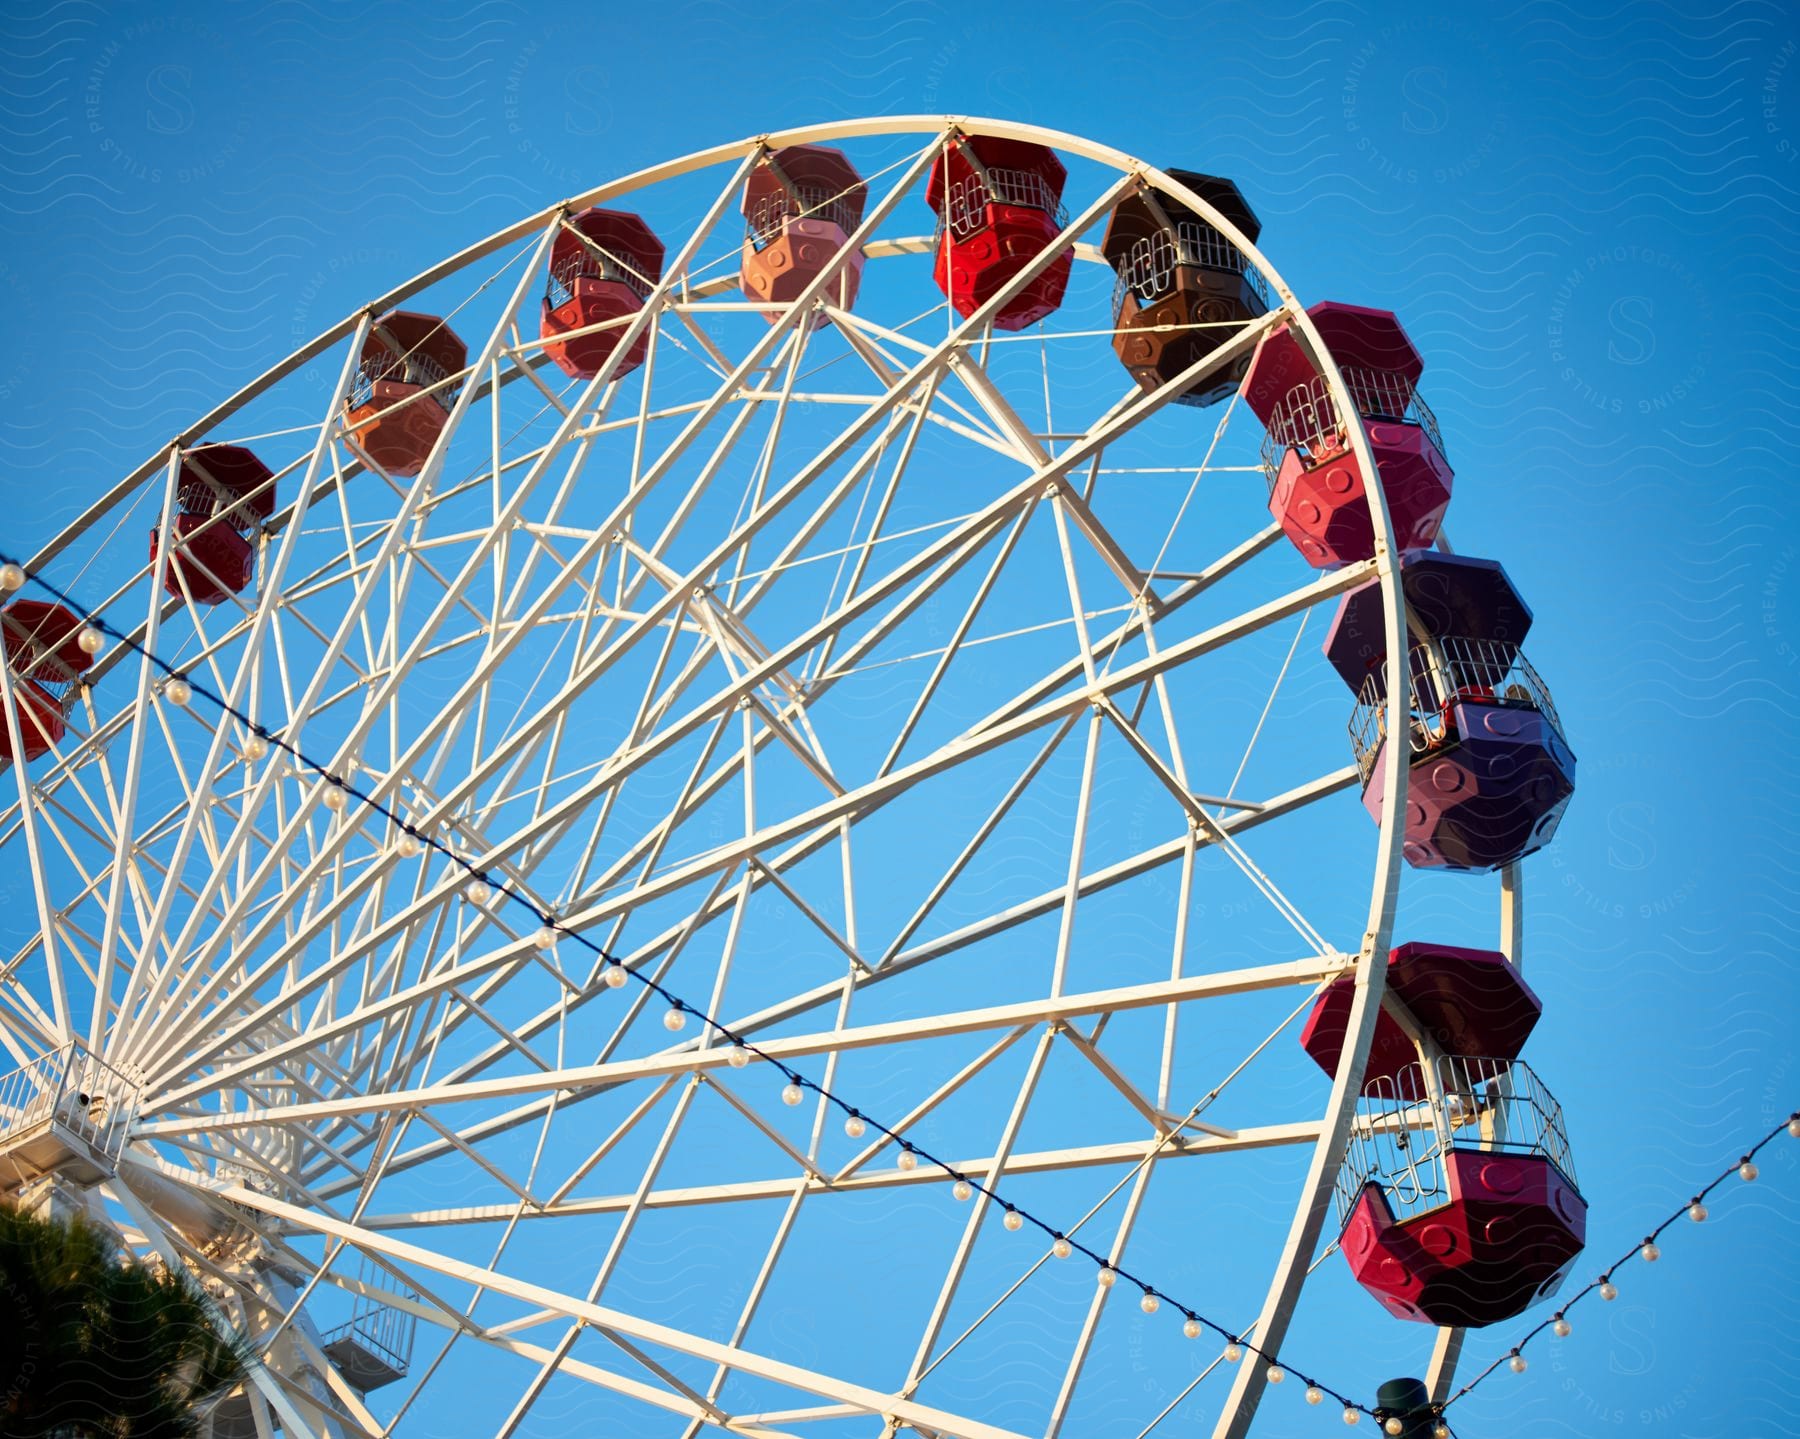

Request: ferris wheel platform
left=0, top=1042, right=136, bottom=1188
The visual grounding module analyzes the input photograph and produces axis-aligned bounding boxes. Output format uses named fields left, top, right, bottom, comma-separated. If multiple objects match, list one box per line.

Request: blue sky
left=2, top=0, right=1798, bottom=1434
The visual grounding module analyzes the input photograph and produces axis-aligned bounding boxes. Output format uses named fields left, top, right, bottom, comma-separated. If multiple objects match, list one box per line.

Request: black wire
left=1439, top=1110, right=1799, bottom=1414
left=0, top=552, right=1378, bottom=1415
left=10, top=547, right=1793, bottom=1427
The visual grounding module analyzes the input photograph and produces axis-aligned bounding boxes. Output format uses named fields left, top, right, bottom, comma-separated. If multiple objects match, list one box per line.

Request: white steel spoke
left=142, top=958, right=1345, bottom=1134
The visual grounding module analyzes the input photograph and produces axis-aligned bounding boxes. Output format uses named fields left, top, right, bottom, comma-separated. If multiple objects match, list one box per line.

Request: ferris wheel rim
left=0, top=114, right=1444, bottom=1439
left=24, top=115, right=1310, bottom=579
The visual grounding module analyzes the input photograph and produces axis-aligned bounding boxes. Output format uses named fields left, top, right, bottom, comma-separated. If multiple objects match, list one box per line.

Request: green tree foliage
left=0, top=1204, right=249, bottom=1438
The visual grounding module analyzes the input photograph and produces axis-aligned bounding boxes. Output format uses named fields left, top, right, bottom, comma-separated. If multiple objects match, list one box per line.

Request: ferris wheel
left=0, top=117, right=1583, bottom=1439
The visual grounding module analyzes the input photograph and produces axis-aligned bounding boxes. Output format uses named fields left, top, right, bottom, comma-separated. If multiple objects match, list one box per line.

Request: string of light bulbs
left=0, top=550, right=1380, bottom=1417
left=4, top=549, right=1796, bottom=1434
left=1418, top=1107, right=1800, bottom=1435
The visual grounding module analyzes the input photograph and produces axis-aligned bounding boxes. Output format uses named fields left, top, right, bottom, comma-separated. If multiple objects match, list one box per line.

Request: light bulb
left=897, top=1148, right=918, bottom=1171
left=532, top=926, right=557, bottom=950
left=1434, top=1425, right=1451, bottom=1439
left=1640, top=1241, right=1660, bottom=1262
left=1139, top=1292, right=1158, bottom=1314
left=395, top=832, right=422, bottom=858
left=1343, top=1407, right=1360, bottom=1426
left=0, top=562, right=24, bottom=591
left=604, top=963, right=628, bottom=988
left=1600, top=1280, right=1619, bottom=1301
left=244, top=734, right=268, bottom=761
left=1096, top=1267, right=1116, bottom=1289
left=844, top=1114, right=867, bottom=1139
left=1305, top=1386, right=1324, bottom=1406
left=1266, top=1366, right=1284, bottom=1385
left=727, top=1045, right=750, bottom=1069
left=1740, top=1160, right=1760, bottom=1182
left=1182, top=1317, right=1201, bottom=1339
left=165, top=676, right=192, bottom=706
left=464, top=878, right=490, bottom=904
left=1788, top=1115, right=1799, bottom=1138
left=1002, top=1208, right=1023, bottom=1232
left=77, top=626, right=103, bottom=656
left=320, top=783, right=347, bottom=812
left=1552, top=1315, right=1572, bottom=1338
left=1688, top=1201, right=1707, bottom=1223
left=1224, top=1342, right=1242, bottom=1363
left=663, top=1006, right=685, bottom=1031
left=1509, top=1352, right=1527, bottom=1374
left=780, top=1082, right=804, bottom=1107
left=1051, top=1237, right=1072, bottom=1259
left=953, top=1179, right=973, bottom=1201
left=1384, top=1420, right=1404, bottom=1436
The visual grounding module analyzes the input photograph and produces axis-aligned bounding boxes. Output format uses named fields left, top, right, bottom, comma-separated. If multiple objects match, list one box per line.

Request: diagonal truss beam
left=139, top=957, right=1346, bottom=1136
left=216, top=1183, right=1036, bottom=1439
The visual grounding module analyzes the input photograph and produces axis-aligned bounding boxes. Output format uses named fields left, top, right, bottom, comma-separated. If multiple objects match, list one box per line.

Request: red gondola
left=926, top=136, right=1071, bottom=331
left=150, top=445, right=274, bottom=604
left=0, top=602, right=95, bottom=764
left=541, top=209, right=664, bottom=380
left=1243, top=303, right=1453, bottom=568
left=343, top=311, right=466, bottom=477
left=740, top=145, right=867, bottom=329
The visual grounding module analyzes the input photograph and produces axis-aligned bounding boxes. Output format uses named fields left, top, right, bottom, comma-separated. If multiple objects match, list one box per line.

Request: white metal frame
left=0, top=117, right=1534, bottom=1439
